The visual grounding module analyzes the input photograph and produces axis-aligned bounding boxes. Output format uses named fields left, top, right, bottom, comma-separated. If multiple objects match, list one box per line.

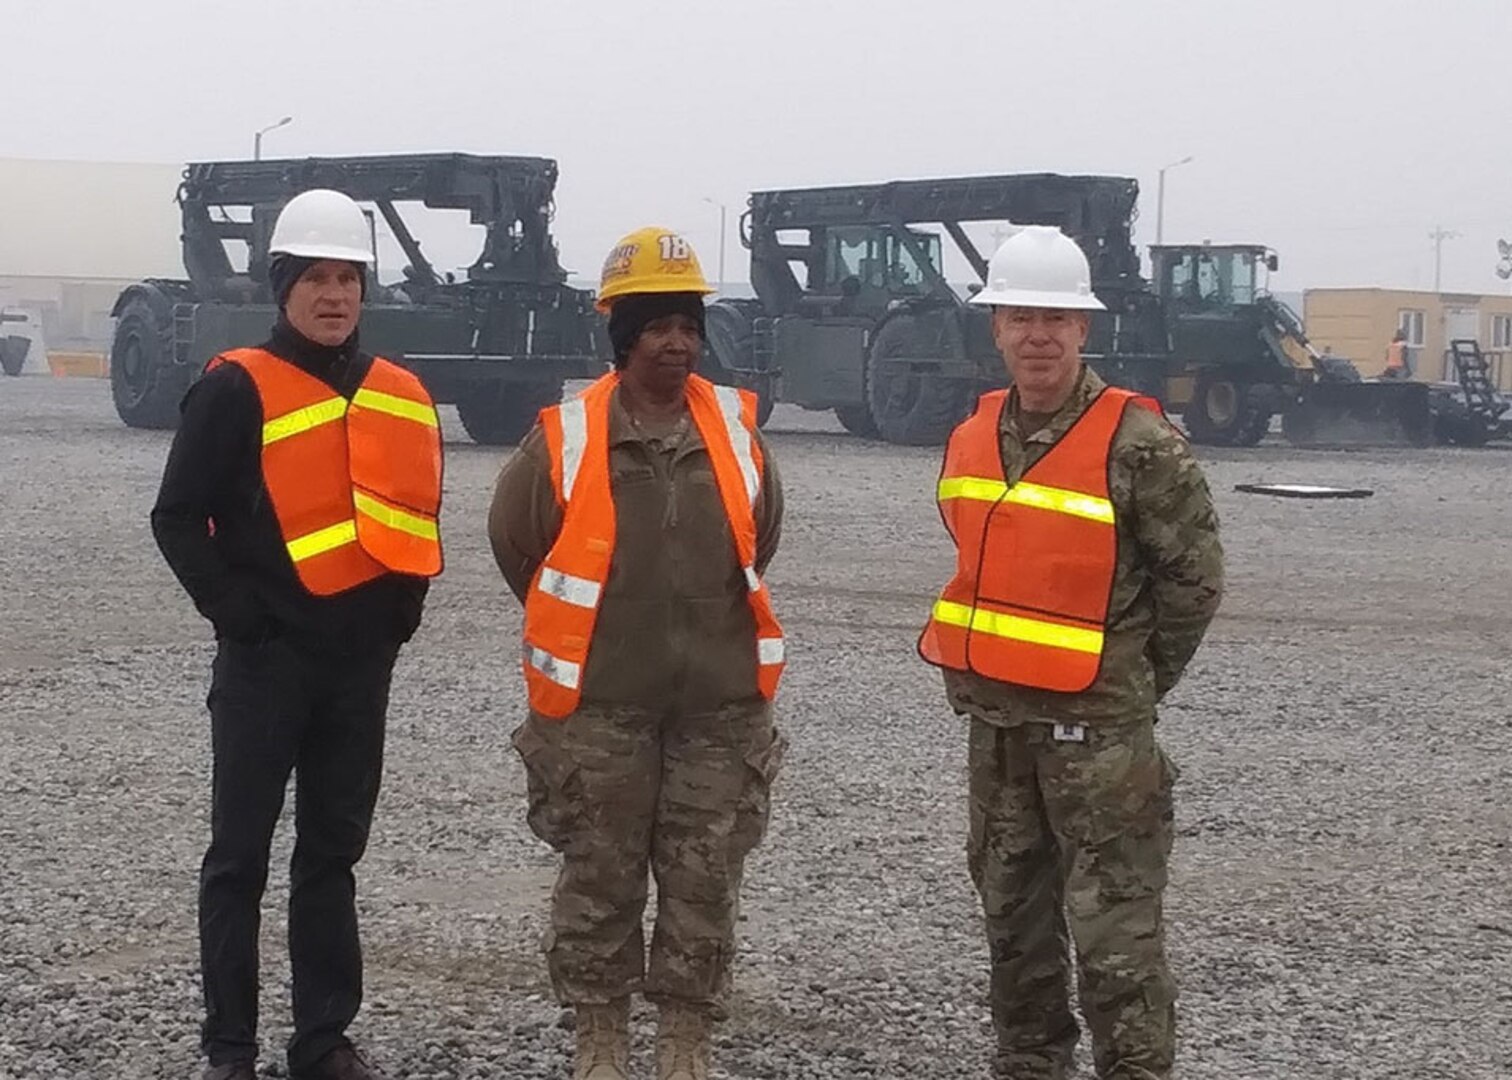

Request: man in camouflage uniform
left=488, top=227, right=785, bottom=1080
left=919, top=227, right=1223, bottom=1080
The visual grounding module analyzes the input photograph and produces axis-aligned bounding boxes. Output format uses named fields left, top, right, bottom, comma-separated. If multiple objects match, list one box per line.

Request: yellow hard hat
left=595, top=225, right=715, bottom=313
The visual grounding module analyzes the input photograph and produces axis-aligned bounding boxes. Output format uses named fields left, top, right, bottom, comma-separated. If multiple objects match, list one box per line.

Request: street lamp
left=1428, top=225, right=1460, bottom=292
left=253, top=116, right=293, bottom=161
left=1155, top=155, right=1194, bottom=246
left=702, top=197, right=728, bottom=293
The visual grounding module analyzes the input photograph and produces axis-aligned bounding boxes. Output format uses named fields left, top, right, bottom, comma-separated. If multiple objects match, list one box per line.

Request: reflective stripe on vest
left=263, top=396, right=348, bottom=445
left=262, top=390, right=438, bottom=455
left=352, top=386, right=439, bottom=428
left=526, top=643, right=582, bottom=690
left=287, top=519, right=359, bottom=563
left=521, top=372, right=784, bottom=719
left=559, top=397, right=589, bottom=501
left=711, top=384, right=760, bottom=507
left=937, top=477, right=1115, bottom=523
left=538, top=565, right=602, bottom=609
left=354, top=489, right=439, bottom=541
left=285, top=493, right=438, bottom=568
left=212, top=348, right=444, bottom=595
left=919, top=386, right=1151, bottom=692
left=930, top=598, right=1105, bottom=655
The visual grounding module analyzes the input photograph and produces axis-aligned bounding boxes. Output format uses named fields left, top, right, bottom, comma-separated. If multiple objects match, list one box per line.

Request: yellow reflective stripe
left=286, top=520, right=358, bottom=563
left=263, top=389, right=436, bottom=446
left=938, top=476, right=1009, bottom=502
left=932, top=599, right=1104, bottom=655
left=263, top=397, right=348, bottom=446
left=1006, top=482, right=1113, bottom=523
left=938, top=476, right=1114, bottom=524
left=354, top=490, right=439, bottom=541
left=352, top=387, right=439, bottom=428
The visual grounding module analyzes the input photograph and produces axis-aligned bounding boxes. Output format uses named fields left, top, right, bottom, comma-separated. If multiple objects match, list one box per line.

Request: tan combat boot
left=655, top=1003, right=713, bottom=1080
left=573, top=998, right=631, bottom=1080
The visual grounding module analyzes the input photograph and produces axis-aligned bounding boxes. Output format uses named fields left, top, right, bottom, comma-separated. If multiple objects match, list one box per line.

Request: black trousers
left=199, top=637, right=396, bottom=1070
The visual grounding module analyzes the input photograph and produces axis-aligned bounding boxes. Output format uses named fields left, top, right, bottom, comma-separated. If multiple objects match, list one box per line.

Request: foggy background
left=4, top=0, right=1509, bottom=294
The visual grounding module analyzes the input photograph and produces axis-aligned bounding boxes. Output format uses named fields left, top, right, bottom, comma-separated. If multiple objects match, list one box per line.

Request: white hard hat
left=969, top=225, right=1104, bottom=311
left=268, top=189, right=374, bottom=264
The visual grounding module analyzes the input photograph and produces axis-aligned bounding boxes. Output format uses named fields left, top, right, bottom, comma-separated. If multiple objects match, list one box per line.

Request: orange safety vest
left=918, top=386, right=1157, bottom=693
left=521, top=371, right=785, bottom=719
left=1384, top=341, right=1406, bottom=371
left=211, top=347, right=443, bottom=596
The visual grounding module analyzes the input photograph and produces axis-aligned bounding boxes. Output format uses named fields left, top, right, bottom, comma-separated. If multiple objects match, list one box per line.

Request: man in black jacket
left=153, top=189, right=443, bottom=1080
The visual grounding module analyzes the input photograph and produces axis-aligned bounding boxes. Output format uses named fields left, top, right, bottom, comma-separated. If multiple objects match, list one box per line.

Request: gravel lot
left=1, top=375, right=1508, bottom=1080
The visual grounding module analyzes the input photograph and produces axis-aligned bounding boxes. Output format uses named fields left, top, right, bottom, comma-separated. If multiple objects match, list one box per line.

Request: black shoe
left=201, top=1063, right=256, bottom=1080
left=294, top=1045, right=391, bottom=1080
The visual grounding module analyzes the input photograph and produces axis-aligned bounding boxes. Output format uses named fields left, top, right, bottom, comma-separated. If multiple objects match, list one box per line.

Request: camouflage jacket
left=488, top=386, right=783, bottom=715
left=941, top=367, right=1224, bottom=726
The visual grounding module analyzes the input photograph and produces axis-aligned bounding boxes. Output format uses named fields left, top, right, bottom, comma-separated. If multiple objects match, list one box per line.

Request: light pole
left=1428, top=225, right=1459, bottom=292
left=702, top=197, right=727, bottom=292
left=253, top=116, right=293, bottom=161
left=1155, top=155, right=1194, bottom=246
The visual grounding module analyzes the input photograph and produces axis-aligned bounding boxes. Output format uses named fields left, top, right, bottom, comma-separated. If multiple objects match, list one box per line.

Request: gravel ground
left=1, top=376, right=1508, bottom=1080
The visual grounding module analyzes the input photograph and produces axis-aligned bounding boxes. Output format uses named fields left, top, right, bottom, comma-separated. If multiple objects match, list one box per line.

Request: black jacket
left=151, top=319, right=430, bottom=652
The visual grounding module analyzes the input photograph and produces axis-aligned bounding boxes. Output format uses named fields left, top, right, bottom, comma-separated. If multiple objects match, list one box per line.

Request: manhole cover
left=1234, top=483, right=1374, bottom=499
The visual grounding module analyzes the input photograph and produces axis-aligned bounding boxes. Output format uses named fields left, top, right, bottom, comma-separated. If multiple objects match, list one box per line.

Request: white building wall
left=0, top=159, right=185, bottom=359
left=0, top=158, right=185, bottom=280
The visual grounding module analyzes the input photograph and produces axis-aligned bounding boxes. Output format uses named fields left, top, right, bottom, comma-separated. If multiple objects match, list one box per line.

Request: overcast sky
left=8, top=0, right=1510, bottom=294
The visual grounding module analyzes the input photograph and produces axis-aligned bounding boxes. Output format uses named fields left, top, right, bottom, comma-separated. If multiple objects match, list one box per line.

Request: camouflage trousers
left=967, top=715, right=1178, bottom=1080
left=511, top=699, right=785, bottom=1015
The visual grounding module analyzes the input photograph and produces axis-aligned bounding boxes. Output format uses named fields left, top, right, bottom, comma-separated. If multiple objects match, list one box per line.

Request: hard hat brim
left=595, top=279, right=716, bottom=314
left=969, top=287, right=1105, bottom=311
left=269, top=241, right=375, bottom=265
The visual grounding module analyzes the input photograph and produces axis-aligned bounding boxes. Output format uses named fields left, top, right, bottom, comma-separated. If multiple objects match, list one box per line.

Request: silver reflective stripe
left=539, top=566, right=601, bottom=609
left=758, top=637, right=786, bottom=665
left=559, top=397, right=588, bottom=502
left=526, top=644, right=581, bottom=689
left=712, top=384, right=760, bottom=507
left=744, top=566, right=762, bottom=593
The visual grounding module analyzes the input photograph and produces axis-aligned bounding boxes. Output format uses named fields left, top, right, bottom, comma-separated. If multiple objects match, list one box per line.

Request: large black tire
left=865, top=314, right=971, bottom=446
left=703, top=301, right=753, bottom=377
left=702, top=300, right=772, bottom=428
left=1184, top=372, right=1271, bottom=446
left=0, top=335, right=29, bottom=377
left=1279, top=402, right=1317, bottom=446
left=752, top=380, right=775, bottom=428
left=110, top=295, right=185, bottom=429
left=455, top=379, right=564, bottom=445
left=834, top=403, right=880, bottom=438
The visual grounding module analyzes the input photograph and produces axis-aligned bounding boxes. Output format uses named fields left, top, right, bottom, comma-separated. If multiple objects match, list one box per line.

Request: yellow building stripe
left=354, top=491, right=439, bottom=541
left=287, top=519, right=358, bottom=562
left=352, top=388, right=439, bottom=428
left=263, top=397, right=348, bottom=446
left=933, top=599, right=1104, bottom=655
left=938, top=476, right=1114, bottom=524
